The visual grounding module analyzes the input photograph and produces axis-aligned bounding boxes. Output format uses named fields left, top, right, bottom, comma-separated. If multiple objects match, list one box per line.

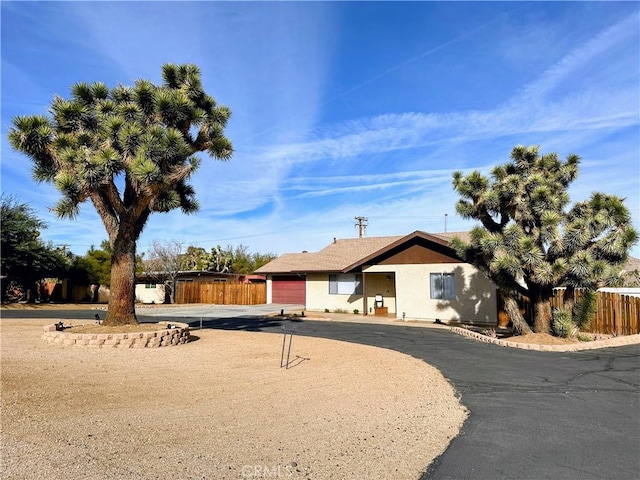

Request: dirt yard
left=1, top=318, right=467, bottom=480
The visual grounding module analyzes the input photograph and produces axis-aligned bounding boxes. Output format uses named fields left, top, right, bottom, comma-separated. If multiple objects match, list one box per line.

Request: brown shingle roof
left=431, top=231, right=471, bottom=244
left=255, top=231, right=469, bottom=274
left=255, top=235, right=403, bottom=274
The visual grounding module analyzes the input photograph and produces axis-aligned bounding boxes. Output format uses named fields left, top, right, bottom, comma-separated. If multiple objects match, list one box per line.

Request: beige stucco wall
left=265, top=277, right=273, bottom=304
left=364, top=263, right=497, bottom=324
left=265, top=264, right=497, bottom=324
left=306, top=273, right=364, bottom=313
left=135, top=284, right=165, bottom=304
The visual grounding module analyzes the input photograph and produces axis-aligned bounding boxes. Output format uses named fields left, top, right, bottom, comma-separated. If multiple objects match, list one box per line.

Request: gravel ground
left=1, top=318, right=467, bottom=480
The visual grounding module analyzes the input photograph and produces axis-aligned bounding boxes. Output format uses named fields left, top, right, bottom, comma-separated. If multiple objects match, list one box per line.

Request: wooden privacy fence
left=592, top=292, right=640, bottom=335
left=176, top=282, right=266, bottom=305
left=511, top=290, right=640, bottom=335
left=549, top=290, right=639, bottom=335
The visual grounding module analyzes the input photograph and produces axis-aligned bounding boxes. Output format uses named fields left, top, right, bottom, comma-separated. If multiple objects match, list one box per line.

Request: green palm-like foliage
left=8, top=64, right=233, bottom=325
left=452, top=145, right=637, bottom=333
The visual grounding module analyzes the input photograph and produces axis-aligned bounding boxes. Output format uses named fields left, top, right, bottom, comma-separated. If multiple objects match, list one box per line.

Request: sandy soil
left=0, top=318, right=467, bottom=480
left=507, top=332, right=584, bottom=345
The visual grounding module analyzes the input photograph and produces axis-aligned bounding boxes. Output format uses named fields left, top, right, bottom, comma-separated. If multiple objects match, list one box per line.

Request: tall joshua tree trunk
left=105, top=235, right=138, bottom=326
left=532, top=288, right=553, bottom=334
left=101, top=205, right=149, bottom=326
left=501, top=293, right=532, bottom=335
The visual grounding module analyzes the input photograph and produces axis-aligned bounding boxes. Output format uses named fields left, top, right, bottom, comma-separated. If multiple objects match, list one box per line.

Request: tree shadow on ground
left=148, top=315, right=305, bottom=332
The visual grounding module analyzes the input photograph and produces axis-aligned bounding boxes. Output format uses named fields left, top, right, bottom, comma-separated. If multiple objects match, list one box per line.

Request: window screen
left=430, top=273, right=455, bottom=300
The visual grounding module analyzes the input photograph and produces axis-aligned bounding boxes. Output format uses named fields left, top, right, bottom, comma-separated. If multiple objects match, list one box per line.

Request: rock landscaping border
left=450, top=326, right=640, bottom=351
left=42, top=321, right=190, bottom=348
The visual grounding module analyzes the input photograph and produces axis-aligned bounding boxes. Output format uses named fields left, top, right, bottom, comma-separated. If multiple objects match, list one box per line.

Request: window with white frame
left=430, top=272, right=455, bottom=300
left=329, top=274, right=363, bottom=295
left=144, top=283, right=157, bottom=289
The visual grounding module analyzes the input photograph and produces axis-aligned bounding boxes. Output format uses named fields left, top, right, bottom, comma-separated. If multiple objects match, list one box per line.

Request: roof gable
left=344, top=230, right=465, bottom=271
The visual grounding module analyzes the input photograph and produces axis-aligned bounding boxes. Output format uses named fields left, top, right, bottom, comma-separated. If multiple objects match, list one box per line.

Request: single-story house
left=135, top=271, right=266, bottom=304
left=255, top=230, right=498, bottom=324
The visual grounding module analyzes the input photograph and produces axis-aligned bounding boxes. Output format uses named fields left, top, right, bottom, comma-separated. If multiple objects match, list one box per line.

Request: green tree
left=202, top=245, right=233, bottom=273
left=230, top=244, right=253, bottom=274
left=231, top=244, right=276, bottom=274
left=1, top=195, right=68, bottom=301
left=248, top=250, right=277, bottom=273
left=179, top=245, right=206, bottom=270
left=8, top=64, right=233, bottom=325
left=71, top=243, right=111, bottom=302
left=452, top=145, right=638, bottom=334
left=175, top=243, right=276, bottom=274
left=79, top=242, right=112, bottom=285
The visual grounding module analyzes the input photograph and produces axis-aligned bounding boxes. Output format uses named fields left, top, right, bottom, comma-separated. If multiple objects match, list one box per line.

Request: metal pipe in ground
left=280, top=326, right=296, bottom=369
left=286, top=327, right=296, bottom=369
left=280, top=326, right=287, bottom=368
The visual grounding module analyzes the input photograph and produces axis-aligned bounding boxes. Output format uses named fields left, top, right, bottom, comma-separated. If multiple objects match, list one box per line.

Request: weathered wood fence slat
left=176, top=282, right=266, bottom=305
left=515, top=290, right=639, bottom=335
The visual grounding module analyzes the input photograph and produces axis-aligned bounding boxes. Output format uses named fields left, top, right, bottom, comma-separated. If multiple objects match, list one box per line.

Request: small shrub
left=333, top=308, right=348, bottom=314
left=553, top=306, right=576, bottom=338
left=324, top=308, right=330, bottom=313
left=353, top=309, right=359, bottom=315
left=576, top=332, right=594, bottom=342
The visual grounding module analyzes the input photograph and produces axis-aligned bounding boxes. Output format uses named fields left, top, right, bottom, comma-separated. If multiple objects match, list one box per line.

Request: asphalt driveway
left=3, top=305, right=639, bottom=480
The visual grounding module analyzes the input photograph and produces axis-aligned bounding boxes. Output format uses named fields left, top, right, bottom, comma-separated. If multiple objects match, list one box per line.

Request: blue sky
left=2, top=1, right=639, bottom=259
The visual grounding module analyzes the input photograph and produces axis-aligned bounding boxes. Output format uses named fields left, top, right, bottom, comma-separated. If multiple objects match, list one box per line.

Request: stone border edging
left=42, top=322, right=190, bottom=348
left=449, top=326, right=640, bottom=352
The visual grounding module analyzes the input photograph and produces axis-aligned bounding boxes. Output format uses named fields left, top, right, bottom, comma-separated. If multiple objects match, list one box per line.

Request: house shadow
left=436, top=266, right=497, bottom=327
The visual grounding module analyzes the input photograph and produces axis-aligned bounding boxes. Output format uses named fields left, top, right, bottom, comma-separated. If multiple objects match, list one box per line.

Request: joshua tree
left=452, top=145, right=637, bottom=333
left=9, top=64, right=233, bottom=325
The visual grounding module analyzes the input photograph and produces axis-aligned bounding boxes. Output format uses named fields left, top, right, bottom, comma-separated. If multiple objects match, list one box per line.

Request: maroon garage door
left=272, top=275, right=306, bottom=305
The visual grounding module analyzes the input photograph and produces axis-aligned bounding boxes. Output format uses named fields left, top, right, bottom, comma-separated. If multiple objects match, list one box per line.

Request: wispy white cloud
left=256, top=86, right=637, bottom=171
left=255, top=11, right=638, bottom=174
left=518, top=12, right=639, bottom=102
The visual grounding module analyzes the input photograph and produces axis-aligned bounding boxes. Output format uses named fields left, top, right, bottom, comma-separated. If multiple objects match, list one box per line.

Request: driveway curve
left=3, top=305, right=639, bottom=480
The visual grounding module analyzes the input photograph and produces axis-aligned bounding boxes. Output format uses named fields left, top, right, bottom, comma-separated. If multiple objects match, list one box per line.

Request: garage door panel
left=272, top=275, right=306, bottom=305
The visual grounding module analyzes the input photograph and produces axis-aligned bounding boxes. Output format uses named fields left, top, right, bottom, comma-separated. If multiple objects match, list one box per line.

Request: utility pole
left=354, top=216, right=368, bottom=238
